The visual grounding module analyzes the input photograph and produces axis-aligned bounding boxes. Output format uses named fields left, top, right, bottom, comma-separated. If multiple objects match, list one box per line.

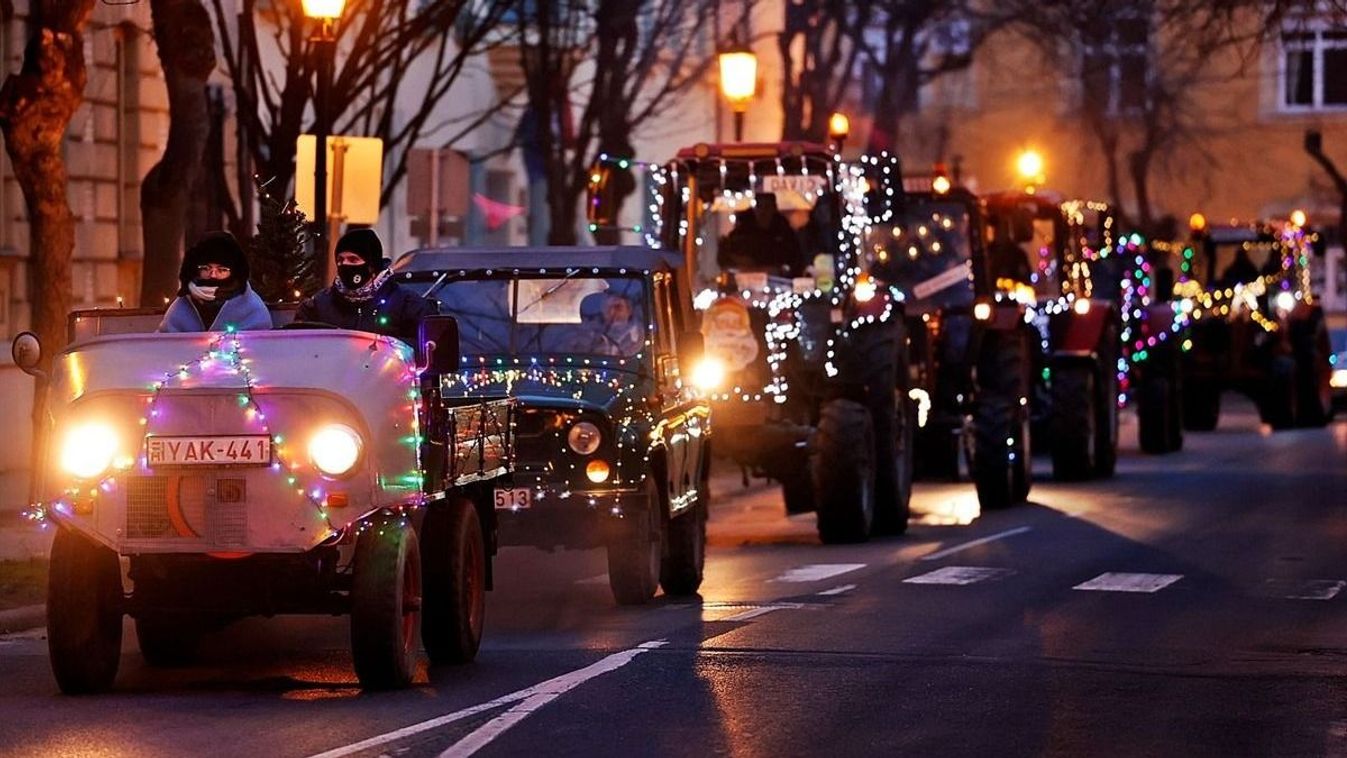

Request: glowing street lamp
left=304, top=0, right=346, bottom=278
left=718, top=45, right=757, bottom=142
left=1290, top=208, right=1308, bottom=228
left=1016, top=148, right=1045, bottom=190
left=828, top=112, right=850, bottom=150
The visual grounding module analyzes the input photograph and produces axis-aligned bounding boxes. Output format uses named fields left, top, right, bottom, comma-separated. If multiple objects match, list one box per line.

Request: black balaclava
left=334, top=228, right=384, bottom=291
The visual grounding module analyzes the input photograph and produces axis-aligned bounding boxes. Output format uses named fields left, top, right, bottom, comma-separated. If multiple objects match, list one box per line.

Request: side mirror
left=11, top=331, right=43, bottom=377
left=418, top=315, right=460, bottom=375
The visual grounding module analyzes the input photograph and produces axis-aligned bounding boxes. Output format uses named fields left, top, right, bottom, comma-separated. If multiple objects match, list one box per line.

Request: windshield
left=428, top=277, right=649, bottom=359
left=870, top=201, right=974, bottom=310
left=1192, top=239, right=1288, bottom=289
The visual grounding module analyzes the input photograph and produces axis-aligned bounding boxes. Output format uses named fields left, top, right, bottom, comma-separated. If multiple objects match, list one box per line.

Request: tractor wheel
left=854, top=321, right=912, bottom=536
left=1049, top=364, right=1099, bottom=481
left=351, top=520, right=423, bottom=689
left=606, top=476, right=662, bottom=605
left=1293, top=312, right=1333, bottom=428
left=1093, top=362, right=1120, bottom=478
left=1262, top=356, right=1298, bottom=430
left=812, top=399, right=876, bottom=544
left=421, top=499, right=486, bottom=666
left=1138, top=374, right=1182, bottom=454
left=970, top=330, right=1031, bottom=510
left=48, top=527, right=124, bottom=694
left=780, top=457, right=815, bottom=515
left=660, top=470, right=707, bottom=597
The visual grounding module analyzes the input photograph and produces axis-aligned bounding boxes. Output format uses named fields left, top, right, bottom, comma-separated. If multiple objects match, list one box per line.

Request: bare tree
left=207, top=0, right=510, bottom=232
left=1305, top=130, right=1347, bottom=247
left=0, top=1, right=96, bottom=364
left=511, top=0, right=724, bottom=244
left=778, top=0, right=871, bottom=142
left=140, top=0, right=217, bottom=306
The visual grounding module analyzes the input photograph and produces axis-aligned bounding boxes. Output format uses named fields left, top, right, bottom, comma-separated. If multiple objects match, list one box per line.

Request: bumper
left=494, top=473, right=644, bottom=550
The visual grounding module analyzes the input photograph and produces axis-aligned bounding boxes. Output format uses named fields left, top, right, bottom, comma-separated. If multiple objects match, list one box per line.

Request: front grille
left=514, top=408, right=572, bottom=467
left=127, top=476, right=171, bottom=538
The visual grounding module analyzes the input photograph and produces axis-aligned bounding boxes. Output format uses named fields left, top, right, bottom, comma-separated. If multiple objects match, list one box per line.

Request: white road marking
left=919, top=527, right=1032, bottom=561
left=438, top=640, right=667, bottom=758
left=903, top=566, right=1015, bottom=586
left=1073, top=572, right=1183, bottom=593
left=817, top=584, right=856, bottom=596
left=574, top=574, right=609, bottom=585
left=307, top=641, right=667, bottom=758
left=769, top=563, right=866, bottom=583
left=719, top=603, right=806, bottom=622
left=1283, top=579, right=1346, bottom=600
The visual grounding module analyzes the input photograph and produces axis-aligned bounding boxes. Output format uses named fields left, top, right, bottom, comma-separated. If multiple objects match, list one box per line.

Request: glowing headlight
left=1332, top=369, right=1347, bottom=389
left=60, top=423, right=119, bottom=480
left=567, top=421, right=602, bottom=455
left=854, top=274, right=878, bottom=303
left=1274, top=291, right=1296, bottom=314
left=690, top=357, right=726, bottom=391
left=973, top=302, right=992, bottom=321
left=309, top=424, right=362, bottom=477
left=1073, top=297, right=1091, bottom=315
left=586, top=460, right=611, bottom=483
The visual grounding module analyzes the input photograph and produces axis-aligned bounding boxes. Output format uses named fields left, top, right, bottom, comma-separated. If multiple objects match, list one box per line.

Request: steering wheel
left=280, top=320, right=339, bottom=331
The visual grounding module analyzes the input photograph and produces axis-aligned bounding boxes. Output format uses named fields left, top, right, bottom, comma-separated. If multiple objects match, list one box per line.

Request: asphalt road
left=2, top=398, right=1345, bottom=758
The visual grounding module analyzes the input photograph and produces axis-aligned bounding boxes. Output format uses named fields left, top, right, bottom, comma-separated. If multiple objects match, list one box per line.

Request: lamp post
left=303, top=0, right=345, bottom=273
left=718, top=44, right=757, bottom=142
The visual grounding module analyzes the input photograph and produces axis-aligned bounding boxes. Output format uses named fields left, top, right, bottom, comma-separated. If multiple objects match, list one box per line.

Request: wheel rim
left=465, top=527, right=485, bottom=638
left=401, top=549, right=421, bottom=656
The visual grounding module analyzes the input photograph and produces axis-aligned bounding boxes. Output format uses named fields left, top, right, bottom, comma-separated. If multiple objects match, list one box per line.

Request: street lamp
left=304, top=0, right=345, bottom=276
left=718, top=44, right=757, bottom=142
left=1015, top=148, right=1045, bottom=192
left=828, top=112, right=850, bottom=151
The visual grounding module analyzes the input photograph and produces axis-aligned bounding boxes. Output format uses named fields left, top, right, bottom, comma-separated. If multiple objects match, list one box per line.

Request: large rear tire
left=660, top=471, right=707, bottom=597
left=48, top=527, right=123, bottom=694
left=351, top=521, right=422, bottom=689
left=1292, top=312, right=1333, bottom=428
left=812, top=399, right=876, bottom=543
left=1138, top=374, right=1182, bottom=454
left=421, top=500, right=486, bottom=666
left=1182, top=379, right=1221, bottom=431
left=1261, top=356, right=1297, bottom=430
left=853, top=322, right=912, bottom=536
left=971, top=330, right=1031, bottom=510
left=1050, top=364, right=1098, bottom=481
left=607, top=477, right=662, bottom=605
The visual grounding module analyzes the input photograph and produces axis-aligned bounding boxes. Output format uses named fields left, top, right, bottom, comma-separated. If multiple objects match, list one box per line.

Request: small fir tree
left=247, top=176, right=320, bottom=303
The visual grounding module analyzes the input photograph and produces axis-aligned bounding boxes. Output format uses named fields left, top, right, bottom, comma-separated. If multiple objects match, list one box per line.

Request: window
left=1081, top=13, right=1150, bottom=116
left=1279, top=26, right=1347, bottom=111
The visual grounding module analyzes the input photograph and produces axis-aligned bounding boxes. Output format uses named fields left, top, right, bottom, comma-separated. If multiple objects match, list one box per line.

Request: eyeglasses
left=197, top=264, right=232, bottom=277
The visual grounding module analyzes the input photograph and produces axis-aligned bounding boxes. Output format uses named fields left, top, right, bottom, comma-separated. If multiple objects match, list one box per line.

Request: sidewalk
left=0, top=509, right=50, bottom=561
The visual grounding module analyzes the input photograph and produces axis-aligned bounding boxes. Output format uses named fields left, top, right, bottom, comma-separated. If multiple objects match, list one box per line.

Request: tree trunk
left=1128, top=148, right=1155, bottom=232
left=140, top=0, right=216, bottom=306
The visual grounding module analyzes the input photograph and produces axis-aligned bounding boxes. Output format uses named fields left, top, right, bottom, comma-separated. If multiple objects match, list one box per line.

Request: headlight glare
left=567, top=421, right=602, bottom=455
left=309, top=424, right=362, bottom=477
left=690, top=357, right=726, bottom=391
left=60, top=423, right=119, bottom=480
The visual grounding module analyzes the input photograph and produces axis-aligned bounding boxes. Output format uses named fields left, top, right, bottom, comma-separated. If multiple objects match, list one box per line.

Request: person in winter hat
left=295, top=227, right=433, bottom=345
left=158, top=231, right=272, bottom=333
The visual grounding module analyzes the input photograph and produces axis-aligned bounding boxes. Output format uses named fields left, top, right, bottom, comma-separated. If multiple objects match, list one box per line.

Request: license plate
left=493, top=488, right=532, bottom=510
left=146, top=435, right=272, bottom=467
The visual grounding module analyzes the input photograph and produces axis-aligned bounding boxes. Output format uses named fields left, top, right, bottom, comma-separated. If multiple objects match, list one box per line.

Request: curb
left=0, top=603, right=44, bottom=635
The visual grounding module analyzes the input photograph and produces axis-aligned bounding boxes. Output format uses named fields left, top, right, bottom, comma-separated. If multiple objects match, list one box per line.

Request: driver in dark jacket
left=295, top=228, right=433, bottom=345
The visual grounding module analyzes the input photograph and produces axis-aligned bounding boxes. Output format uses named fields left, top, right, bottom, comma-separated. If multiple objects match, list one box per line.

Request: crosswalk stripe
left=1073, top=572, right=1183, bottom=593
left=769, top=564, right=866, bottom=583
left=903, top=566, right=1015, bottom=586
left=1263, top=578, right=1346, bottom=600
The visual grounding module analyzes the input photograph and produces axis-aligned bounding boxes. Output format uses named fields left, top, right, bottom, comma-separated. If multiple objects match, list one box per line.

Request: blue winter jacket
left=158, top=284, right=273, bottom=333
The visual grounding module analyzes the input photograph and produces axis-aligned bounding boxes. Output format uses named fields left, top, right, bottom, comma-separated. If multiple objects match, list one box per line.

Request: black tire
left=780, top=464, right=815, bottom=515
left=1182, top=379, right=1220, bottom=431
left=660, top=472, right=707, bottom=596
left=1138, top=375, right=1181, bottom=454
left=607, top=477, right=661, bottom=605
left=1093, top=357, right=1120, bottom=478
left=421, top=500, right=486, bottom=666
left=1292, top=312, right=1333, bottom=428
left=1050, top=364, right=1098, bottom=481
left=971, top=330, right=1031, bottom=510
left=853, top=322, right=912, bottom=536
left=48, top=527, right=123, bottom=694
left=135, top=614, right=204, bottom=667
left=813, top=399, right=876, bottom=543
left=1262, top=356, right=1297, bottom=430
left=351, top=521, right=422, bottom=689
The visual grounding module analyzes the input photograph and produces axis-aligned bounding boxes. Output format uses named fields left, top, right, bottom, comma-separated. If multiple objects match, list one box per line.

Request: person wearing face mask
left=158, top=231, right=272, bottom=333
left=295, top=227, right=433, bottom=345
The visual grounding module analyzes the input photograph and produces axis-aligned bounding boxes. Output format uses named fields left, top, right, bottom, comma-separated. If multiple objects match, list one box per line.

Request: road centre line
left=903, top=566, right=1015, bottom=585
left=308, top=640, right=667, bottom=758
left=817, top=584, right=857, bottom=596
left=719, top=603, right=807, bottom=622
left=769, top=564, right=866, bottom=583
left=438, top=640, right=668, bottom=758
left=919, top=527, right=1032, bottom=561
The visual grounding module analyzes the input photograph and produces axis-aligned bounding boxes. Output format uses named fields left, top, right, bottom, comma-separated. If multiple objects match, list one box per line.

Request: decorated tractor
left=391, top=246, right=711, bottom=605
left=1174, top=216, right=1333, bottom=430
left=980, top=192, right=1123, bottom=482
left=865, top=171, right=1034, bottom=509
left=16, top=308, right=510, bottom=693
left=592, top=143, right=913, bottom=543
left=1115, top=236, right=1188, bottom=454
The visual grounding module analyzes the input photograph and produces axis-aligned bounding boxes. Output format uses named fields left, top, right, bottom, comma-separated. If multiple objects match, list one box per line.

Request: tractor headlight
left=309, top=424, right=362, bottom=478
left=853, top=274, right=878, bottom=303
left=1274, top=291, right=1296, bottom=315
left=1332, top=368, right=1347, bottom=389
left=60, top=422, right=120, bottom=480
left=567, top=421, right=602, bottom=456
left=690, top=356, right=727, bottom=391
